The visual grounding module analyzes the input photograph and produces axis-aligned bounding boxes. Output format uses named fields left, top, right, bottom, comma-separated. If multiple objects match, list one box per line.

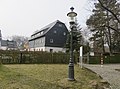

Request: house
left=0, top=40, right=17, bottom=50
left=29, top=20, right=68, bottom=52
left=0, top=30, right=17, bottom=50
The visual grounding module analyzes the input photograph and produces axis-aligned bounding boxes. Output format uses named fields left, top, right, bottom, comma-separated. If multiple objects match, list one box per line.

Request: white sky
left=0, top=0, right=92, bottom=39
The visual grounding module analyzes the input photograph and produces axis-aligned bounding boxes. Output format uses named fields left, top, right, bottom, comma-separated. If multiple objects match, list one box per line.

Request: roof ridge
left=33, top=20, right=61, bottom=35
left=43, top=20, right=59, bottom=35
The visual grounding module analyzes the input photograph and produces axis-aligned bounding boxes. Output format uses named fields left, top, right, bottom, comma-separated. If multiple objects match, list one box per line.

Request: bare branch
left=98, top=0, right=120, bottom=23
left=104, top=25, right=120, bottom=35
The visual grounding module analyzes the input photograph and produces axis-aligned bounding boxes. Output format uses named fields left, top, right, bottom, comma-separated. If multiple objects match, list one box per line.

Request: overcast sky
left=0, top=0, right=92, bottom=39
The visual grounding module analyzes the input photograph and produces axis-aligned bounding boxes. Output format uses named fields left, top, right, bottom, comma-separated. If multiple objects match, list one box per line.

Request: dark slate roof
left=29, top=20, right=64, bottom=41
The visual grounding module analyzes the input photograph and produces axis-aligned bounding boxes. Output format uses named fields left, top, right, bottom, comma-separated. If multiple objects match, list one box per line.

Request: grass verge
left=0, top=64, right=109, bottom=89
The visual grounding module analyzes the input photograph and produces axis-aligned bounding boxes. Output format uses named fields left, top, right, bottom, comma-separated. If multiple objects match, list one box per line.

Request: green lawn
left=0, top=64, right=108, bottom=89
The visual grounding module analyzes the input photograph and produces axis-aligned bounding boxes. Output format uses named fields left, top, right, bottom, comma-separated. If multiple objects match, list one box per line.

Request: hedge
left=1, top=50, right=119, bottom=64
left=89, top=54, right=120, bottom=64
left=0, top=50, right=78, bottom=64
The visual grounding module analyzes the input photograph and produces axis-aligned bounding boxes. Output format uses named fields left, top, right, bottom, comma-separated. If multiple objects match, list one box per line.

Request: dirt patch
left=89, top=80, right=110, bottom=89
left=115, top=69, right=120, bottom=72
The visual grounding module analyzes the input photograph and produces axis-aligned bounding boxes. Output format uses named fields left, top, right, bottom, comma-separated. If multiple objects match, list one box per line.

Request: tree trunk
left=106, top=11, right=112, bottom=55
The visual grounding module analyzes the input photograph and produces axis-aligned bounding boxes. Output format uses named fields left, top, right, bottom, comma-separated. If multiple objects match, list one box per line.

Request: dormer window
left=41, top=31, right=43, bottom=34
left=58, top=24, right=62, bottom=27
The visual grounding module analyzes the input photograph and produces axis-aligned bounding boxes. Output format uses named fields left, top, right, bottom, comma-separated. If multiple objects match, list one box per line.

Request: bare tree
left=11, top=35, right=28, bottom=50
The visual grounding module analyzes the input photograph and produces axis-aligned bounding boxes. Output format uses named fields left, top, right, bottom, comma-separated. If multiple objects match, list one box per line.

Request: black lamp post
left=67, top=7, right=77, bottom=81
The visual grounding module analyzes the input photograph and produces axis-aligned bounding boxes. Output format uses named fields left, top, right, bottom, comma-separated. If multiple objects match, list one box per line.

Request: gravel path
left=84, top=64, right=120, bottom=89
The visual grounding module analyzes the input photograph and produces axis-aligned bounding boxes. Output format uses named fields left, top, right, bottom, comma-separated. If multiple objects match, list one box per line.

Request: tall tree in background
left=66, top=19, right=83, bottom=52
left=87, top=0, right=120, bottom=54
left=98, top=0, right=120, bottom=23
left=86, top=2, right=106, bottom=54
left=11, top=35, right=28, bottom=50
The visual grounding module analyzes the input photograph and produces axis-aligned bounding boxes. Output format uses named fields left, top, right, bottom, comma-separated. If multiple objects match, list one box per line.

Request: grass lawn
left=0, top=64, right=108, bottom=89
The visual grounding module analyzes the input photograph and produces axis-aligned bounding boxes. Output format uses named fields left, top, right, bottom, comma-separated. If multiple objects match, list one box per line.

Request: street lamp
left=67, top=7, right=77, bottom=81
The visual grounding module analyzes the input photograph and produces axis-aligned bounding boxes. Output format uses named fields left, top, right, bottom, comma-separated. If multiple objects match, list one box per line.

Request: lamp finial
left=70, top=7, right=74, bottom=12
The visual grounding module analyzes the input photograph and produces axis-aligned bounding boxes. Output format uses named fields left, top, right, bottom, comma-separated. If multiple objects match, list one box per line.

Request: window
left=63, top=32, right=66, bottom=36
left=40, top=39, right=42, bottom=43
left=58, top=24, right=62, bottom=27
left=41, top=39, right=43, bottom=43
left=50, top=39, right=53, bottom=43
left=41, top=31, right=43, bottom=34
left=54, top=30, right=57, bottom=33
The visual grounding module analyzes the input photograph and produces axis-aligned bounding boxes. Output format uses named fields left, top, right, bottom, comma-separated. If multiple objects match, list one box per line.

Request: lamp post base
left=68, top=62, right=75, bottom=81
left=68, top=78, right=75, bottom=81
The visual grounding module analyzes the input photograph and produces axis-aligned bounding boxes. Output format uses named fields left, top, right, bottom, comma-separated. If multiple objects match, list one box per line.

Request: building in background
left=0, top=30, right=17, bottom=50
left=29, top=20, right=68, bottom=52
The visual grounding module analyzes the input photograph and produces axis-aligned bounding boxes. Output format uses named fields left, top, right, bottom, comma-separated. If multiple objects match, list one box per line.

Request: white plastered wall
left=29, top=46, right=66, bottom=53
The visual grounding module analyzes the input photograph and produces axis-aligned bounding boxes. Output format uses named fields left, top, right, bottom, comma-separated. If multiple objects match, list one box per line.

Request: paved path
left=84, top=64, right=120, bottom=89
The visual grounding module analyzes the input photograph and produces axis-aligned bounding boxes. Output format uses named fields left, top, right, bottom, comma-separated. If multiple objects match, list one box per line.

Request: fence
left=89, top=54, right=120, bottom=64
